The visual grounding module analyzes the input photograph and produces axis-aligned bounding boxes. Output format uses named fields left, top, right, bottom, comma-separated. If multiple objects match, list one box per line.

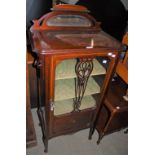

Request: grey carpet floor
left=27, top=108, right=128, bottom=155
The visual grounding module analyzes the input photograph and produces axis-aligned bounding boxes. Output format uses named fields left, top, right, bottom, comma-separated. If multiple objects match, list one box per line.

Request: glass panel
left=55, top=32, right=121, bottom=48
left=53, top=57, right=110, bottom=116
left=54, top=77, right=100, bottom=101
left=54, top=96, right=96, bottom=116
left=56, top=59, right=106, bottom=80
left=46, top=15, right=92, bottom=27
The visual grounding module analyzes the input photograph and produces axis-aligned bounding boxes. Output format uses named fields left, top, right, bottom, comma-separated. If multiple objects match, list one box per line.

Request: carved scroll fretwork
left=73, top=58, right=93, bottom=111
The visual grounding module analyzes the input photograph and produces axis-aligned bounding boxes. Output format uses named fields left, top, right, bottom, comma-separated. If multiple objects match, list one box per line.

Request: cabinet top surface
left=30, top=4, right=124, bottom=53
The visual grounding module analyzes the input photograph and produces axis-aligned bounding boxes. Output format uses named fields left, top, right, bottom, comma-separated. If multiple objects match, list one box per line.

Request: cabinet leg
left=37, top=108, right=48, bottom=152
left=35, top=60, right=48, bottom=152
left=97, top=133, right=104, bottom=145
left=44, top=138, right=48, bottom=153
left=37, top=109, right=48, bottom=152
left=88, top=126, right=95, bottom=140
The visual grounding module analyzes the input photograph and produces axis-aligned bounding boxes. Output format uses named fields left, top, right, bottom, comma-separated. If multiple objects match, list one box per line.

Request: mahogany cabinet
left=30, top=4, right=125, bottom=152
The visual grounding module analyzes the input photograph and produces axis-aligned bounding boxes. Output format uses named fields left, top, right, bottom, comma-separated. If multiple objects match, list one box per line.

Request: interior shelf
left=55, top=76, right=101, bottom=101
left=56, top=58, right=106, bottom=80
left=54, top=95, right=96, bottom=116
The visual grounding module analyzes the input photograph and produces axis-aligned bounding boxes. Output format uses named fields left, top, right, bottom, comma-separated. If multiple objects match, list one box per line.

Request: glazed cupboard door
left=48, top=52, right=118, bottom=135
left=53, top=58, right=106, bottom=116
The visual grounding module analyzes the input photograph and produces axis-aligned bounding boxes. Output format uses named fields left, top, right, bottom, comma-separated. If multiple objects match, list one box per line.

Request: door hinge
left=49, top=99, right=55, bottom=111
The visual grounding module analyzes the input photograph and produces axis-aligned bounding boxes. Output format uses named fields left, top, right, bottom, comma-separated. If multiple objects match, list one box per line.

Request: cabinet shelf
left=55, top=76, right=101, bottom=101
left=54, top=95, right=96, bottom=116
left=56, top=59, right=106, bottom=80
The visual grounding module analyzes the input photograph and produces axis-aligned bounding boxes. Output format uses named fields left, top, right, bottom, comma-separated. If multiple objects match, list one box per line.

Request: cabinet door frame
left=42, top=48, right=119, bottom=136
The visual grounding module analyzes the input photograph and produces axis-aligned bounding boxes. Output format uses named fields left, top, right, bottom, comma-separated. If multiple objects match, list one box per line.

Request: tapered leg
left=44, top=138, right=48, bottom=153
left=35, top=60, right=48, bottom=153
left=37, top=108, right=48, bottom=153
left=97, top=133, right=104, bottom=145
left=88, top=125, right=95, bottom=140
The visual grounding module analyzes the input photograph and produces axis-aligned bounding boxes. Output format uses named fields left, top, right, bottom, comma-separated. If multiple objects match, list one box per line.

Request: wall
left=62, top=0, right=128, bottom=10
left=26, top=0, right=51, bottom=28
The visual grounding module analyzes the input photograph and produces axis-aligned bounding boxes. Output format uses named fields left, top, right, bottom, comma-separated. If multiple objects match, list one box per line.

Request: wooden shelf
left=56, top=59, right=106, bottom=80
left=54, top=95, right=96, bottom=116
left=55, top=77, right=101, bottom=101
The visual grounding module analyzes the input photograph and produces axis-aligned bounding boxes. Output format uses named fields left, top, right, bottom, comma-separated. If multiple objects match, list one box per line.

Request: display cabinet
left=30, top=4, right=125, bottom=152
